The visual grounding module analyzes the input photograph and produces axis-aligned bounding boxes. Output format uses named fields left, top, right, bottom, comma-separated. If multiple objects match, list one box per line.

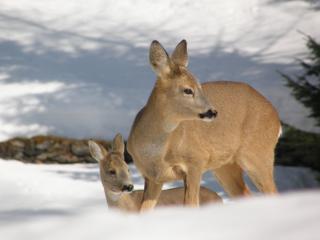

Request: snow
left=0, top=159, right=319, bottom=239
left=0, top=0, right=320, bottom=141
left=3, top=193, right=320, bottom=240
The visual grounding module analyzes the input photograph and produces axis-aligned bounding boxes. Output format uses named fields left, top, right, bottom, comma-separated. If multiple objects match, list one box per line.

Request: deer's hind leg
left=237, top=150, right=277, bottom=194
left=212, top=162, right=250, bottom=197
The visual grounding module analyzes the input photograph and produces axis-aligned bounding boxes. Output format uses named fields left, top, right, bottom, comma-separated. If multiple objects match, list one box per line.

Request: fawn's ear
left=88, top=140, right=108, bottom=162
left=112, top=133, right=125, bottom=153
left=149, top=40, right=171, bottom=77
left=171, top=39, right=188, bottom=67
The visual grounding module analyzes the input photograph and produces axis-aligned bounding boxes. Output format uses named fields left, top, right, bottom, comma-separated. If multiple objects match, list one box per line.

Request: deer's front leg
left=140, top=178, right=163, bottom=212
left=184, top=169, right=201, bottom=207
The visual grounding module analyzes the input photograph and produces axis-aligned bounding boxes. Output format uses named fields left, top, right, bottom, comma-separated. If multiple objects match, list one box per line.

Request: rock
left=85, top=156, right=97, bottom=163
left=50, top=153, right=80, bottom=164
left=13, top=152, right=24, bottom=160
left=37, top=152, right=55, bottom=160
left=71, top=142, right=89, bottom=156
left=24, top=141, right=37, bottom=157
left=0, top=135, right=126, bottom=164
left=35, top=140, right=52, bottom=150
left=10, top=140, right=25, bottom=148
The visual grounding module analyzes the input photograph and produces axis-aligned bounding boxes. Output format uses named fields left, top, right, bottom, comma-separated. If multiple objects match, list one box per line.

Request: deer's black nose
left=212, top=109, right=218, bottom=118
left=127, top=184, right=134, bottom=192
left=122, top=184, right=134, bottom=192
left=199, top=109, right=218, bottom=119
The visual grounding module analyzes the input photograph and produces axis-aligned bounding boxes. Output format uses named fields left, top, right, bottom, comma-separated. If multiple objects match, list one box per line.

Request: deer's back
left=203, top=81, right=280, bottom=149
left=128, top=186, right=221, bottom=211
left=158, top=186, right=222, bottom=206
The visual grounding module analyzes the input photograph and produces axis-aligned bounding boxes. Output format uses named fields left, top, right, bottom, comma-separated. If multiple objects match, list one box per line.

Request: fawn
left=88, top=134, right=222, bottom=212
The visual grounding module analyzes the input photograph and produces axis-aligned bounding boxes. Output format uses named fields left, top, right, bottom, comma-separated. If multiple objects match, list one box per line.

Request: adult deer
left=127, top=40, right=281, bottom=211
left=88, top=135, right=221, bottom=212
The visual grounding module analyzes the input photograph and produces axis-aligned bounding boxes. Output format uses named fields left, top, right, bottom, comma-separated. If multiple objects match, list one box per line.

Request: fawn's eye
left=183, top=88, right=194, bottom=96
left=109, top=170, right=116, bottom=175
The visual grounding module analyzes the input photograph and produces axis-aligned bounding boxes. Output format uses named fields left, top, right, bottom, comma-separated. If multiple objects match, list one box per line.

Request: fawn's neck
left=105, top=190, right=123, bottom=207
left=103, top=185, right=139, bottom=212
left=99, top=164, right=139, bottom=212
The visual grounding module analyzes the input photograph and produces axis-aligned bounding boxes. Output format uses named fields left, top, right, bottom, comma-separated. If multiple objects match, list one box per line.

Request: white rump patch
left=278, top=125, right=283, bottom=138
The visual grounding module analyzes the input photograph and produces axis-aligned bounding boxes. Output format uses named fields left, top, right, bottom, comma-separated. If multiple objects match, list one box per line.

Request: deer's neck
left=139, top=86, right=179, bottom=139
left=136, top=90, right=179, bottom=160
left=128, top=84, right=184, bottom=180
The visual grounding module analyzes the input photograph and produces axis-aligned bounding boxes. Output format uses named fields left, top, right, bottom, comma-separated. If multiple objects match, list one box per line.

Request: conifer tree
left=281, top=35, right=320, bottom=126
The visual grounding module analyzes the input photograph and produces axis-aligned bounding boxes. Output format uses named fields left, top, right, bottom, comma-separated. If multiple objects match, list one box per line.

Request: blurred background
left=0, top=0, right=319, bottom=172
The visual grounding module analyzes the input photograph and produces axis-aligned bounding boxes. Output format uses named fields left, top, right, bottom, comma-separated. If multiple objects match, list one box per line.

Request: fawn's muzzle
left=199, top=109, right=217, bottom=120
left=122, top=184, right=134, bottom=192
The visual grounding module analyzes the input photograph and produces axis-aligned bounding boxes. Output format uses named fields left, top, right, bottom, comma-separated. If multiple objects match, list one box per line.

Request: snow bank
left=41, top=192, right=320, bottom=240
left=0, top=159, right=319, bottom=240
left=3, top=191, right=320, bottom=240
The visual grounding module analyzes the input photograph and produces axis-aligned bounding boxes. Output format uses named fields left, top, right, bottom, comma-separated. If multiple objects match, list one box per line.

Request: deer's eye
left=109, top=170, right=116, bottom=175
left=183, top=88, right=194, bottom=96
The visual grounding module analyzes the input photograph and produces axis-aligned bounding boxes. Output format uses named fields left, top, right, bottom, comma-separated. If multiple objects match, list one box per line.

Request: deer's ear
left=88, top=140, right=108, bottom=162
left=149, top=40, right=171, bottom=77
left=171, top=40, right=188, bottom=67
left=112, top=133, right=125, bottom=153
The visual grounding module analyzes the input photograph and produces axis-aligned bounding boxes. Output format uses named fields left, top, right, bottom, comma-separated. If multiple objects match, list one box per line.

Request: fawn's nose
left=122, top=184, right=134, bottom=192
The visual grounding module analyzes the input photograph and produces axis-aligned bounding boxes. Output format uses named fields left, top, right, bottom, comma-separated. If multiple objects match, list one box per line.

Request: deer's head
left=88, top=134, right=133, bottom=194
left=149, top=40, right=217, bottom=124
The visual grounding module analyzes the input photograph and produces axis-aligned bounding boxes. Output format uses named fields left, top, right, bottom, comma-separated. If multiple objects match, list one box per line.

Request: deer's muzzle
left=122, top=184, right=134, bottom=192
left=199, top=109, right=217, bottom=120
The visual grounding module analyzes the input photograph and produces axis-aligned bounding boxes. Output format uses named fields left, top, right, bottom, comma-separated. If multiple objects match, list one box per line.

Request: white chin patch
left=202, top=117, right=213, bottom=123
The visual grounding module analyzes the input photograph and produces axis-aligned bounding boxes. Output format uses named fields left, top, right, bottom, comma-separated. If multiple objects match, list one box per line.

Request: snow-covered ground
left=0, top=160, right=320, bottom=240
left=0, top=0, right=320, bottom=141
left=0, top=159, right=319, bottom=239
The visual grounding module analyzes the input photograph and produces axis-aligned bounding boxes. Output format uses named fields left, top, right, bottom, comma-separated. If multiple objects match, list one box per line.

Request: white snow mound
left=0, top=159, right=319, bottom=240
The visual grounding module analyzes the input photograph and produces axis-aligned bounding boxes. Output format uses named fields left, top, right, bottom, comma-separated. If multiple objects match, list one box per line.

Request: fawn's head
left=88, top=134, right=133, bottom=194
left=149, top=40, right=217, bottom=123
